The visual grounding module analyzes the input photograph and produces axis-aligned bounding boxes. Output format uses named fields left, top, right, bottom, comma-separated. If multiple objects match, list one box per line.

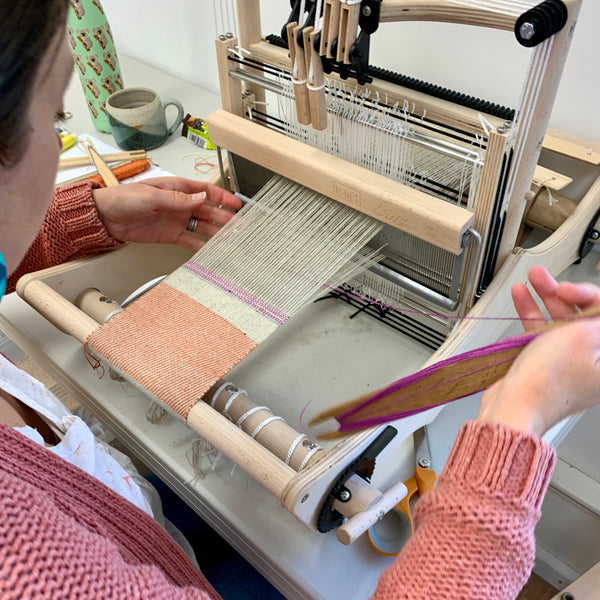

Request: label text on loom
left=333, top=183, right=361, bottom=209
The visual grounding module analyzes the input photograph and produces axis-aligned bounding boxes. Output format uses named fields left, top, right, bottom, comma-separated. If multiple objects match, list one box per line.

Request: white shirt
left=0, top=352, right=155, bottom=516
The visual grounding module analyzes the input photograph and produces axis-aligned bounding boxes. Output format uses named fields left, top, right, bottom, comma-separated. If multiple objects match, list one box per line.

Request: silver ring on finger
left=186, top=216, right=198, bottom=232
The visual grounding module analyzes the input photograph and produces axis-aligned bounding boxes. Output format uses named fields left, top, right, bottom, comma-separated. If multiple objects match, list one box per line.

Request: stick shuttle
left=310, top=304, right=600, bottom=439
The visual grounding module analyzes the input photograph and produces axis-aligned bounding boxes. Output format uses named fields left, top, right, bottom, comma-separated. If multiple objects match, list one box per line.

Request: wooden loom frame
left=17, top=0, right=600, bottom=545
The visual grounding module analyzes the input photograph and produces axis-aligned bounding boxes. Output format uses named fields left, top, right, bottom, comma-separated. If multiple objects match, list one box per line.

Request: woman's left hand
left=91, top=177, right=242, bottom=251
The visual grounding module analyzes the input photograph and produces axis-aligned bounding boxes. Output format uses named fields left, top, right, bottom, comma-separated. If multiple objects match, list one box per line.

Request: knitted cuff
left=53, top=181, right=123, bottom=250
left=442, top=420, right=557, bottom=511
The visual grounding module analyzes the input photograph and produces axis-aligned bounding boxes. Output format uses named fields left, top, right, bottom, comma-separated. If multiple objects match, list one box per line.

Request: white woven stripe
left=167, top=269, right=278, bottom=344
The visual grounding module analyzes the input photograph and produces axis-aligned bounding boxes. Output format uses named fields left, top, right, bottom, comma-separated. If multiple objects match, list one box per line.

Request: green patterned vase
left=67, top=0, right=123, bottom=132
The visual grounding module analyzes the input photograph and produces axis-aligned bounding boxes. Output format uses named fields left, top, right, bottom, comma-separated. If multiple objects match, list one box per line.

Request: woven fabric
left=0, top=424, right=220, bottom=600
left=371, top=420, right=556, bottom=600
left=87, top=281, right=257, bottom=418
left=168, top=266, right=280, bottom=343
left=7, top=181, right=122, bottom=293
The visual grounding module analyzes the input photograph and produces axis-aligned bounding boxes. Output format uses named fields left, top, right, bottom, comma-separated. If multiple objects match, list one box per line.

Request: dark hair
left=0, top=1, right=69, bottom=167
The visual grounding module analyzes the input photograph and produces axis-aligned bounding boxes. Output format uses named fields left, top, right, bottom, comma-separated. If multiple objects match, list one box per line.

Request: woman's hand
left=478, top=266, right=600, bottom=437
left=511, top=264, right=600, bottom=331
left=91, top=177, right=242, bottom=251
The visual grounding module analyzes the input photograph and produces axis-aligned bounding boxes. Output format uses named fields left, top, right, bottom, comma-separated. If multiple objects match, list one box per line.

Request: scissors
left=367, top=425, right=437, bottom=556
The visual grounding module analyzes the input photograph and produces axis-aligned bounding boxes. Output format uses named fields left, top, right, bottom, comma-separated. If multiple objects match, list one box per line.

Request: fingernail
left=191, top=192, right=206, bottom=202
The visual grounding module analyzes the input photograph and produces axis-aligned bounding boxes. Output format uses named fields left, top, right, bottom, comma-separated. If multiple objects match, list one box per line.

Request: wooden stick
left=287, top=22, right=312, bottom=126
left=59, top=150, right=146, bottom=169
left=320, top=0, right=340, bottom=59
left=303, top=27, right=327, bottom=131
left=206, top=109, right=474, bottom=254
left=337, top=0, right=360, bottom=64
left=82, top=139, right=120, bottom=187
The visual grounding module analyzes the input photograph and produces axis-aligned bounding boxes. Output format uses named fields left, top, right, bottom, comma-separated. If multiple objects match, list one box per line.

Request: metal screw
left=362, top=5, right=372, bottom=17
left=503, top=120, right=513, bottom=129
left=418, top=457, right=431, bottom=469
left=561, top=593, right=576, bottom=600
left=226, top=32, right=234, bottom=39
left=519, top=22, right=536, bottom=40
left=219, top=34, right=227, bottom=41
left=497, top=125, right=508, bottom=134
left=590, top=229, right=600, bottom=240
left=338, top=489, right=351, bottom=502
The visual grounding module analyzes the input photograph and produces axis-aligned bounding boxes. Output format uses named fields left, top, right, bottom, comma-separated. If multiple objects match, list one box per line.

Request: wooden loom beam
left=206, top=109, right=475, bottom=254
left=494, top=0, right=582, bottom=271
left=247, top=41, right=505, bottom=137
left=379, top=0, right=521, bottom=29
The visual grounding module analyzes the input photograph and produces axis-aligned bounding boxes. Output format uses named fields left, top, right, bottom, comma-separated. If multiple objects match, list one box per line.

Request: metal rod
left=367, top=262, right=459, bottom=311
left=229, top=68, right=285, bottom=94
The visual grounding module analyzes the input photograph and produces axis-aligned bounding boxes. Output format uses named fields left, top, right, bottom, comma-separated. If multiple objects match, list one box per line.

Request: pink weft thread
left=183, top=261, right=289, bottom=324
left=336, top=332, right=539, bottom=432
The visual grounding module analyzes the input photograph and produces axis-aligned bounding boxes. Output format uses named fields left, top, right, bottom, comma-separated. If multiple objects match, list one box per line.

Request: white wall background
left=101, top=0, right=600, bottom=141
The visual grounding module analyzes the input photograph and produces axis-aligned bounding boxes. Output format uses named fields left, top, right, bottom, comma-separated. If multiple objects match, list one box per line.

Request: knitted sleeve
left=6, top=181, right=123, bottom=293
left=0, top=426, right=221, bottom=600
left=371, top=420, right=556, bottom=600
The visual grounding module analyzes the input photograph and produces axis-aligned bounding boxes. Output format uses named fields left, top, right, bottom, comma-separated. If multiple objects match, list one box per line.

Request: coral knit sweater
left=6, top=181, right=122, bottom=294
left=0, top=420, right=555, bottom=599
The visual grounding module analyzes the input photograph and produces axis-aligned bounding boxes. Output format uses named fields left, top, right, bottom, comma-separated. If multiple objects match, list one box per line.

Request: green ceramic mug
left=106, top=87, right=184, bottom=150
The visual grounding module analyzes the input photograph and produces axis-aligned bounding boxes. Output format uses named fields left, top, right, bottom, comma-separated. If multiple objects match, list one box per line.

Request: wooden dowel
left=15, top=278, right=99, bottom=343
left=205, top=382, right=326, bottom=471
left=336, top=480, right=408, bottom=545
left=59, top=150, right=146, bottom=169
left=186, top=402, right=296, bottom=499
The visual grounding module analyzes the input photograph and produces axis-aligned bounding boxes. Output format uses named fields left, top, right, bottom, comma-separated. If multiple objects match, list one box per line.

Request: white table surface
left=2, top=54, right=599, bottom=600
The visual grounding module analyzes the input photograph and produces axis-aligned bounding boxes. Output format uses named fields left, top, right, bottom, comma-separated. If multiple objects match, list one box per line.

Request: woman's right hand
left=477, top=266, right=600, bottom=437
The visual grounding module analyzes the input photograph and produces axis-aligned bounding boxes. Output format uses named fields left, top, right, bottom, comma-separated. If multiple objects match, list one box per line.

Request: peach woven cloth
left=86, top=282, right=257, bottom=418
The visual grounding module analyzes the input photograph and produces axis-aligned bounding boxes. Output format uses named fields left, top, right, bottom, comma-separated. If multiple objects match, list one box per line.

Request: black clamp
left=316, top=425, right=397, bottom=533
left=577, top=206, right=600, bottom=263
left=349, top=0, right=381, bottom=85
left=281, top=0, right=318, bottom=46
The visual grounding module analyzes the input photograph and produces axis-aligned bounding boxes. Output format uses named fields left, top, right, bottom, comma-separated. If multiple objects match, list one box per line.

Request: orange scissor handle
left=395, top=467, right=437, bottom=534
left=415, top=465, right=437, bottom=495
left=394, top=476, right=419, bottom=535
